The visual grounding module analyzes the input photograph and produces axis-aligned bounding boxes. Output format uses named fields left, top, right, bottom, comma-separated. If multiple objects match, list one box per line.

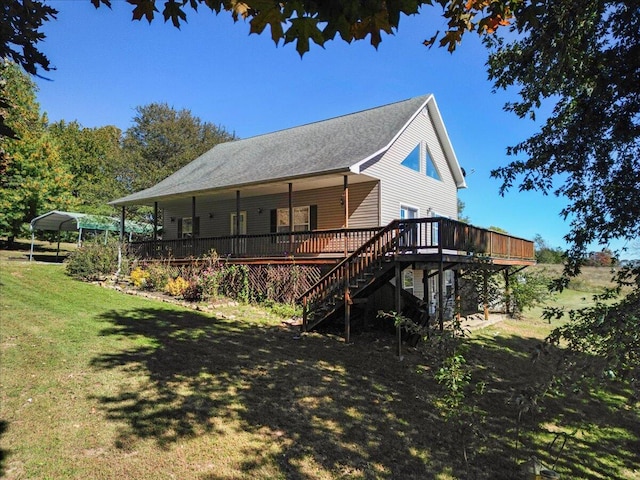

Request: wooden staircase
left=299, top=219, right=411, bottom=332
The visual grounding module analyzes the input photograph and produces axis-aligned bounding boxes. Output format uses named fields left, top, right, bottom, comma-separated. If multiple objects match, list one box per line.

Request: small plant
left=130, top=267, right=148, bottom=288
left=143, top=262, right=170, bottom=291
left=165, top=276, right=189, bottom=296
left=182, top=277, right=205, bottom=302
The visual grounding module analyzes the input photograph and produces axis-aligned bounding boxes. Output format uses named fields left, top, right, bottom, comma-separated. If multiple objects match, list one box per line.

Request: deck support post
left=302, top=297, right=308, bottom=332
left=395, top=262, right=402, bottom=357
left=504, top=268, right=511, bottom=317
left=344, top=274, right=351, bottom=343
left=454, top=269, right=460, bottom=323
left=438, top=259, right=445, bottom=331
left=423, top=268, right=430, bottom=316
left=483, top=270, right=489, bottom=321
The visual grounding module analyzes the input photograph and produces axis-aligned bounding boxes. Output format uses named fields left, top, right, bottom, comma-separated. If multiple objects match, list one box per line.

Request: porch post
left=236, top=190, right=241, bottom=256
left=288, top=182, right=293, bottom=255
left=192, top=197, right=196, bottom=234
left=153, top=201, right=158, bottom=242
left=343, top=175, right=349, bottom=256
left=119, top=206, right=125, bottom=242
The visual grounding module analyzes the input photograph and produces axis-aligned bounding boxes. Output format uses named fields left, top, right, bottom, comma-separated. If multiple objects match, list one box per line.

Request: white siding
left=361, top=106, right=459, bottom=224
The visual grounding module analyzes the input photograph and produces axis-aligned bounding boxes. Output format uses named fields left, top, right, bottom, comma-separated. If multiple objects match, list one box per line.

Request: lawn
left=1, top=258, right=638, bottom=479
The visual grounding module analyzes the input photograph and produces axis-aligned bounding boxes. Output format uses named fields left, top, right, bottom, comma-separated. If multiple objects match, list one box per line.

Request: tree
left=533, top=234, right=564, bottom=264
left=89, top=0, right=518, bottom=55
left=121, top=103, right=236, bottom=193
left=0, top=62, right=76, bottom=245
left=457, top=198, right=470, bottom=223
left=49, top=121, right=126, bottom=215
left=486, top=1, right=639, bottom=279
left=0, top=0, right=57, bottom=139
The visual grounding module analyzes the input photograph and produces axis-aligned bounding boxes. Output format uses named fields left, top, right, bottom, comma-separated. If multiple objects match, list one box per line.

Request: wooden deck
left=129, top=218, right=535, bottom=265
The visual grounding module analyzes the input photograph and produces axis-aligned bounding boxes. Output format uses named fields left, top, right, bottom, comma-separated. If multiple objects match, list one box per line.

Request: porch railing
left=129, top=227, right=383, bottom=260
left=128, top=218, right=534, bottom=262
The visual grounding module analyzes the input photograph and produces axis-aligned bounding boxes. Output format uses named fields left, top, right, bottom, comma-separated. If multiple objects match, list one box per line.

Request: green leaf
left=284, top=17, right=325, bottom=56
left=249, top=3, right=285, bottom=44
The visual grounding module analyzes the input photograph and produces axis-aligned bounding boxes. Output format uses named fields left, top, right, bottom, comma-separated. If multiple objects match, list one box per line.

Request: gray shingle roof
left=111, top=95, right=432, bottom=205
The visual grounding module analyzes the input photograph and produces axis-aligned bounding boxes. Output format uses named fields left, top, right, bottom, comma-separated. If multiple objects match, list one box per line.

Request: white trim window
left=277, top=206, right=310, bottom=232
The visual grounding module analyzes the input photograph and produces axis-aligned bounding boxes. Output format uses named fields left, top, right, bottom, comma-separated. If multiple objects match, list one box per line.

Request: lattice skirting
left=244, top=264, right=322, bottom=304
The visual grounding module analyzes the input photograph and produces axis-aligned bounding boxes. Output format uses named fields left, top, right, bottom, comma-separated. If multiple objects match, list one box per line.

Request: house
left=111, top=95, right=534, bottom=343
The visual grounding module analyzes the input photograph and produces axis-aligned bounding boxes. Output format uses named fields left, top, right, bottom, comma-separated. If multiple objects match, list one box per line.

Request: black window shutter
left=270, top=209, right=277, bottom=233
left=177, top=218, right=183, bottom=238
left=193, top=217, right=200, bottom=237
left=310, top=205, right=318, bottom=231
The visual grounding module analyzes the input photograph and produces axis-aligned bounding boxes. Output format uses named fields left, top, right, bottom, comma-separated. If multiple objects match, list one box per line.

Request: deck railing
left=129, top=218, right=534, bottom=262
left=129, top=227, right=383, bottom=260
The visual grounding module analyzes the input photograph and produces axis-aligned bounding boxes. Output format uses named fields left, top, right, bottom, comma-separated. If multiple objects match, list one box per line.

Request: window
left=277, top=206, right=310, bottom=232
left=401, top=145, right=420, bottom=172
left=178, top=216, right=199, bottom=238
left=403, top=270, right=414, bottom=294
left=230, top=211, right=247, bottom=235
left=426, top=148, right=441, bottom=180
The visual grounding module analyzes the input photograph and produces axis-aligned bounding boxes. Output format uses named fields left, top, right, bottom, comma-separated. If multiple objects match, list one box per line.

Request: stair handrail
left=298, top=218, right=406, bottom=307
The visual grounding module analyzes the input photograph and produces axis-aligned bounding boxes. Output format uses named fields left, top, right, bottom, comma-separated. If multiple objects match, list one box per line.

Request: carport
left=29, top=210, right=152, bottom=261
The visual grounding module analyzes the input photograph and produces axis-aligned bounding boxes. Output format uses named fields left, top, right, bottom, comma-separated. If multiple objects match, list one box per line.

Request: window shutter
left=310, top=205, right=318, bottom=231
left=177, top=218, right=183, bottom=238
left=270, top=209, right=277, bottom=233
left=193, top=217, right=200, bottom=237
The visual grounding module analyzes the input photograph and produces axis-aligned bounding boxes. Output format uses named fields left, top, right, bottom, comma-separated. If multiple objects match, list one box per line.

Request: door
left=400, top=205, right=419, bottom=248
left=230, top=211, right=247, bottom=254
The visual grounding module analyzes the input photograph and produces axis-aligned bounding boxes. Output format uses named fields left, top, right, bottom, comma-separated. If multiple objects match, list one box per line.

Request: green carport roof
left=30, top=211, right=153, bottom=234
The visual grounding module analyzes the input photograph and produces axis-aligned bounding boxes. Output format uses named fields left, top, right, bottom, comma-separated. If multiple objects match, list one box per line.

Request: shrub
left=165, top=276, right=189, bottom=297
left=130, top=267, right=148, bottom=288
left=65, top=239, right=123, bottom=281
left=182, top=278, right=205, bottom=302
left=143, top=262, right=170, bottom=291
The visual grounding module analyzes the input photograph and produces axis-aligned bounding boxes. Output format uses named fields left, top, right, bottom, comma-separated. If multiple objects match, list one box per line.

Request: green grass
left=1, top=259, right=638, bottom=479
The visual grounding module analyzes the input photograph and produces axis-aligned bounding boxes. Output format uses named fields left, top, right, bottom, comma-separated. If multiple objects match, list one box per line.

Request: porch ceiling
left=132, top=172, right=378, bottom=205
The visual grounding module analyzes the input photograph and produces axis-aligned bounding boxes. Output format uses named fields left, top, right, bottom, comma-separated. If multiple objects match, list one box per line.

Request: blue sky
left=32, top=1, right=629, bottom=256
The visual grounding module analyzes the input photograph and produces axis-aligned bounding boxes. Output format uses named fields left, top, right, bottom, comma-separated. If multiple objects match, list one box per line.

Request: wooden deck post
left=504, top=268, right=511, bottom=316
left=344, top=260, right=351, bottom=343
left=302, top=297, right=308, bottom=332
left=483, top=270, right=489, bottom=321
left=395, top=262, right=402, bottom=357
left=438, top=260, right=445, bottom=331
left=454, top=269, right=460, bottom=323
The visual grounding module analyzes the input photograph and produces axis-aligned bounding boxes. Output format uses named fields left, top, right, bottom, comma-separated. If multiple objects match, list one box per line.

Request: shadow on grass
left=91, top=306, right=640, bottom=479
left=0, top=420, right=8, bottom=478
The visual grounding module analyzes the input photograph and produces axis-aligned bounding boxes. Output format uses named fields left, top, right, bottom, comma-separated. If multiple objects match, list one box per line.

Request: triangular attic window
left=401, top=145, right=420, bottom=172
left=426, top=149, right=441, bottom=180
